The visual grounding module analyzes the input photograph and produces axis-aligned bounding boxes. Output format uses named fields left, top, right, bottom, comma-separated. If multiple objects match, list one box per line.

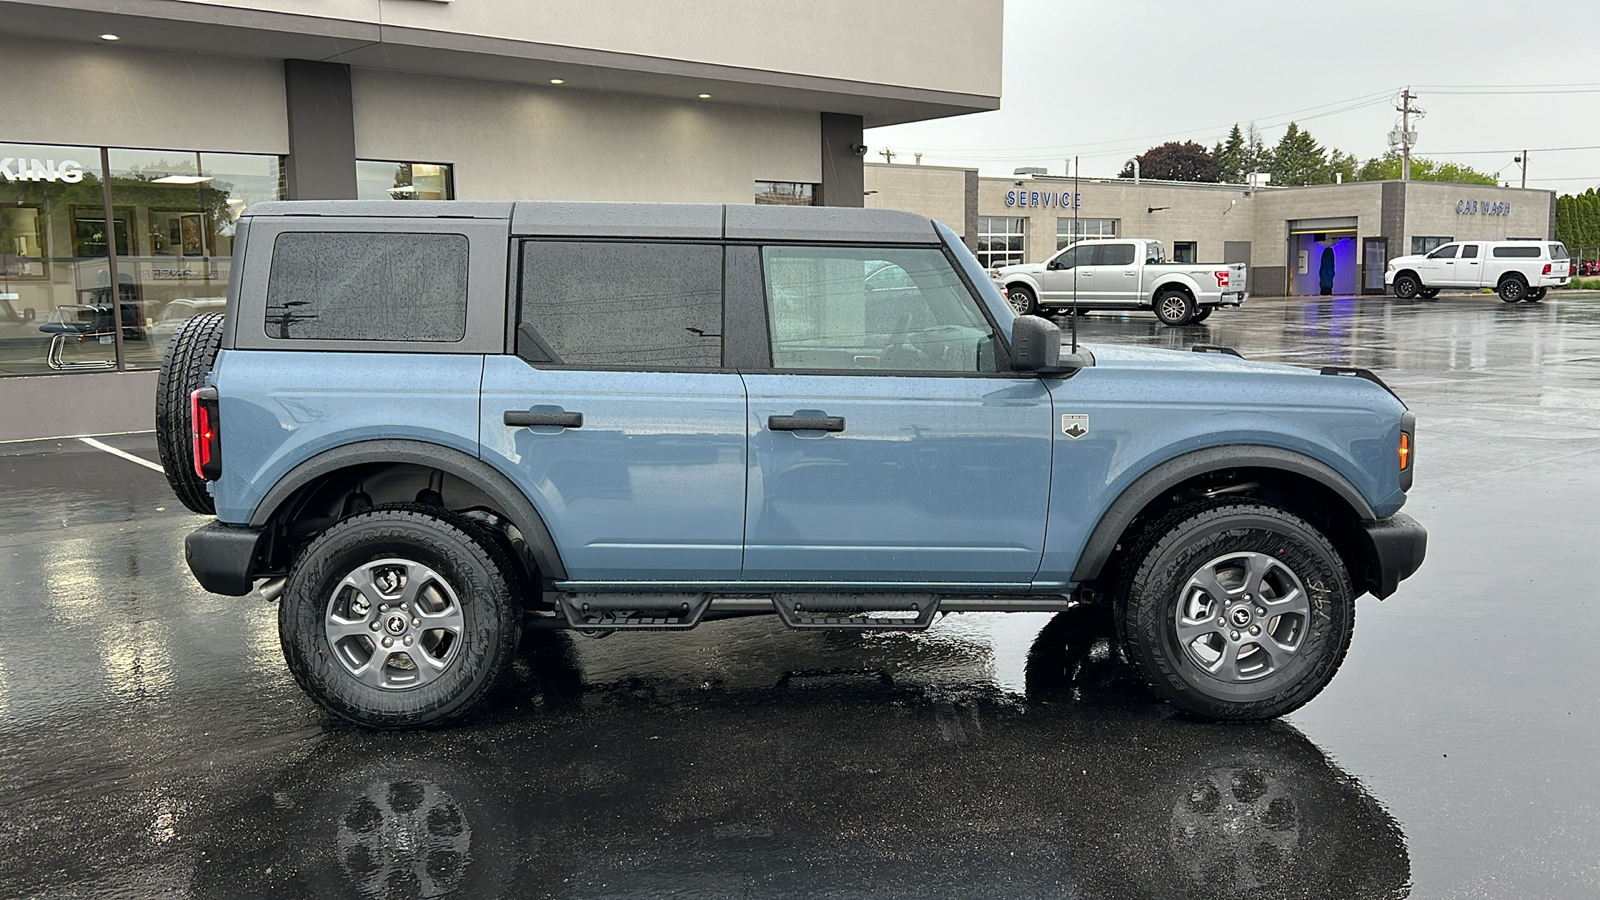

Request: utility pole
left=1516, top=151, right=1527, bottom=189
left=879, top=147, right=897, bottom=165
left=1400, top=88, right=1414, bottom=181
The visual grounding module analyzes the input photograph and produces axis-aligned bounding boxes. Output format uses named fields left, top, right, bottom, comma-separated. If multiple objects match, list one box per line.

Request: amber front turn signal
left=1398, top=432, right=1411, bottom=471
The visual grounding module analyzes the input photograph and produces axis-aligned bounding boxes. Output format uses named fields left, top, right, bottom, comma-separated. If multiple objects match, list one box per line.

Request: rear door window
left=1459, top=244, right=1480, bottom=259
left=518, top=241, right=723, bottom=368
left=265, top=232, right=468, bottom=341
left=1099, top=243, right=1135, bottom=266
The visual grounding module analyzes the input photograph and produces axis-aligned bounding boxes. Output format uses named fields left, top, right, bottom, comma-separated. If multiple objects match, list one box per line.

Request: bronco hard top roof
left=240, top=200, right=941, bottom=244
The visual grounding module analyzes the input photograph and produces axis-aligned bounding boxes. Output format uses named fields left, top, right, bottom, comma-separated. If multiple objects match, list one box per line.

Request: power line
left=1415, top=144, right=1600, bottom=156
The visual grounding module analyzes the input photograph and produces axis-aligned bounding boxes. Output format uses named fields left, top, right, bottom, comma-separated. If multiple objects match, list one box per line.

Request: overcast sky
left=866, top=0, right=1600, bottom=193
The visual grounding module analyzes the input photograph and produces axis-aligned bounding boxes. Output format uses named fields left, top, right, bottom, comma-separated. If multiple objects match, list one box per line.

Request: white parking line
left=79, top=437, right=166, bottom=474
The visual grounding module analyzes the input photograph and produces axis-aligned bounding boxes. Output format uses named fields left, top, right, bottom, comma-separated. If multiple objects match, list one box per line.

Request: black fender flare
left=1069, top=445, right=1377, bottom=583
left=248, top=438, right=568, bottom=581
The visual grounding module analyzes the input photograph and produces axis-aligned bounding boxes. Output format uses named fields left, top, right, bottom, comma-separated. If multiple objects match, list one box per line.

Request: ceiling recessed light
left=549, top=78, right=565, bottom=85
left=697, top=93, right=712, bottom=99
left=99, top=33, right=119, bottom=41
left=151, top=175, right=213, bottom=185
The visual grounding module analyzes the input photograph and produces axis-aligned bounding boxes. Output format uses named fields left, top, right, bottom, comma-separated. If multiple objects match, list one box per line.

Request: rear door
left=1092, top=241, right=1141, bottom=305
left=1456, top=242, right=1484, bottom=287
left=740, top=243, right=1053, bottom=585
left=480, top=240, right=748, bottom=584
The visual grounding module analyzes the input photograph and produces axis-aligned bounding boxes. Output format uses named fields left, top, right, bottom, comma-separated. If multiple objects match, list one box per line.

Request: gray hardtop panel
left=510, top=201, right=723, bottom=239
left=242, top=201, right=513, bottom=219
left=724, top=204, right=939, bottom=244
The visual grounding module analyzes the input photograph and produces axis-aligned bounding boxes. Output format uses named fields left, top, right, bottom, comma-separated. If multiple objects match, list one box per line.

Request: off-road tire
left=1525, top=286, right=1547, bottom=302
left=280, top=505, right=521, bottom=729
left=1498, top=275, right=1528, bottom=303
left=1419, top=288, right=1440, bottom=299
left=1391, top=274, right=1421, bottom=300
left=1154, top=290, right=1196, bottom=326
left=1006, top=284, right=1038, bottom=316
left=154, top=312, right=225, bottom=513
left=1117, top=502, right=1354, bottom=722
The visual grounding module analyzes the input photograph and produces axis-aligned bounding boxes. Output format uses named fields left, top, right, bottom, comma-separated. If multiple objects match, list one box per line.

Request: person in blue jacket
left=1319, top=245, right=1336, bottom=296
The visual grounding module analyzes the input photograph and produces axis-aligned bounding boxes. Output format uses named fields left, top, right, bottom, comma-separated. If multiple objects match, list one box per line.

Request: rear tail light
left=1543, top=263, right=1552, bottom=275
left=1214, top=271, right=1230, bottom=287
left=190, top=387, right=221, bottom=481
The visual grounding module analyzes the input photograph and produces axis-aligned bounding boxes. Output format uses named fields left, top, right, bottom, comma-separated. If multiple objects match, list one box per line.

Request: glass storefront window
left=1, top=144, right=118, bottom=374
left=755, top=181, right=817, bottom=206
left=356, top=160, right=454, bottom=201
left=105, top=149, right=282, bottom=369
left=1056, top=217, right=1118, bottom=249
left=976, top=216, right=1026, bottom=269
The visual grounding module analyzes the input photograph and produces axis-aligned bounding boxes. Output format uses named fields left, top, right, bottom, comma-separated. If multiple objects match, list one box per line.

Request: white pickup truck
left=993, top=238, right=1248, bottom=326
left=1386, top=240, right=1571, bottom=303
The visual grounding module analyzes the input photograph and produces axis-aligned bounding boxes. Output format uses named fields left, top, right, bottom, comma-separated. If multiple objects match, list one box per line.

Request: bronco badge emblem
left=1060, top=415, right=1088, bottom=439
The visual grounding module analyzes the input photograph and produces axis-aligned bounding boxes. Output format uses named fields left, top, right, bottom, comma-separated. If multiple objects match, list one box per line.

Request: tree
left=1354, top=153, right=1498, bottom=185
left=1267, top=122, right=1331, bottom=186
left=1119, top=140, right=1220, bottom=183
left=1216, top=124, right=1248, bottom=183
left=1556, top=189, right=1600, bottom=254
left=1328, top=149, right=1359, bottom=184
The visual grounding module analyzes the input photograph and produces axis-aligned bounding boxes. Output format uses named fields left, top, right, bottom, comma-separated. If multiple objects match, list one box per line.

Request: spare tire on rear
left=155, top=312, right=226, bottom=514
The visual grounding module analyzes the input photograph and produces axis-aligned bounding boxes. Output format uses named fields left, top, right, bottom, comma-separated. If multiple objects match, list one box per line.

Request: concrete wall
left=0, top=34, right=289, bottom=153
left=1252, top=184, right=1384, bottom=297
left=865, top=163, right=972, bottom=236
left=1399, top=181, right=1554, bottom=245
left=181, top=0, right=1004, bottom=98
left=0, top=371, right=158, bottom=442
left=351, top=69, right=820, bottom=202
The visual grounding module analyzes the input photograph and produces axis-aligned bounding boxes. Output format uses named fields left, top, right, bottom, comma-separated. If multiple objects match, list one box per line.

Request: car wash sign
left=1007, top=189, right=1081, bottom=209
left=1456, top=198, right=1511, bottom=216
left=0, top=158, right=87, bottom=183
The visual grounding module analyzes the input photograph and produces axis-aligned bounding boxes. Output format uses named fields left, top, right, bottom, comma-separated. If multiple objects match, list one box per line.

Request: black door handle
left=505, top=410, right=583, bottom=428
left=768, top=415, right=845, bottom=433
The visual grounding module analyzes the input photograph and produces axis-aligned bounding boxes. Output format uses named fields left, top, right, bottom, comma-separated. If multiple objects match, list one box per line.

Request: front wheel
left=1154, top=290, right=1196, bottom=326
left=1117, top=502, right=1354, bottom=721
left=1392, top=273, right=1421, bottom=299
left=1006, top=284, right=1038, bottom=316
left=1525, top=286, right=1547, bottom=302
left=1498, top=276, right=1528, bottom=303
left=280, top=506, right=521, bottom=729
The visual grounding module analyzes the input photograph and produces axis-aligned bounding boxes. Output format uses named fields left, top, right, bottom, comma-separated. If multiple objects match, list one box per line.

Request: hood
left=1388, top=254, right=1425, bottom=268
left=996, top=262, right=1047, bottom=277
left=1083, top=342, right=1320, bottom=377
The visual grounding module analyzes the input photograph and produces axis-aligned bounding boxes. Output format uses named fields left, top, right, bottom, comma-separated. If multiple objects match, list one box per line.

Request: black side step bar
left=555, top=593, right=712, bottom=630
left=771, top=593, right=939, bottom=630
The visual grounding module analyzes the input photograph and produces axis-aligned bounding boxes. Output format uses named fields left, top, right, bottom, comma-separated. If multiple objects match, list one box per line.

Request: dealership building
left=0, top=0, right=1001, bottom=441
left=866, top=163, right=1557, bottom=296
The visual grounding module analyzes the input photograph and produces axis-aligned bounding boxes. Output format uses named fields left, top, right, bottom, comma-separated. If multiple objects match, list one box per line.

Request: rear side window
left=1492, top=246, right=1541, bottom=258
left=265, top=232, right=468, bottom=341
left=1100, top=243, right=1135, bottom=266
left=519, top=241, right=722, bottom=368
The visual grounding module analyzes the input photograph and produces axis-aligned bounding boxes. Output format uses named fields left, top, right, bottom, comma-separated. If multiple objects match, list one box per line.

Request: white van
left=1386, top=240, right=1571, bottom=302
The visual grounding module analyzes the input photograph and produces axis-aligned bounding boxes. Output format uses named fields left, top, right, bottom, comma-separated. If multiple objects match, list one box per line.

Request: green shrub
left=1564, top=277, right=1600, bottom=290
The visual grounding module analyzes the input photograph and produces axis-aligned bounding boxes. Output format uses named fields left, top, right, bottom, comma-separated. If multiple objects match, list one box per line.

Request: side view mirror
left=1011, top=314, right=1081, bottom=375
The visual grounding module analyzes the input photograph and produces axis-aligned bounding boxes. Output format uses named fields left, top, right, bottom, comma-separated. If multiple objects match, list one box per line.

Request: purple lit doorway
left=1290, top=230, right=1358, bottom=295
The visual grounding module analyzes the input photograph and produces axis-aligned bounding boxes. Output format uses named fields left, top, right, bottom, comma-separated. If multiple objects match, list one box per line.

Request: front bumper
left=1359, top=513, right=1427, bottom=599
left=185, top=521, right=266, bottom=596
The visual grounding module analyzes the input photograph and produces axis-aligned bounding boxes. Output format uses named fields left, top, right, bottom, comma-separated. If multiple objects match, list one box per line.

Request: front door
left=742, top=243, right=1054, bottom=585
left=1417, top=243, right=1458, bottom=286
left=481, top=240, right=747, bottom=584
left=1037, top=243, right=1097, bottom=306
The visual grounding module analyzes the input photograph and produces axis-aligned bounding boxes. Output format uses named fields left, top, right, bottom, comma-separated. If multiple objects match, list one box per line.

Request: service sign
left=1006, top=189, right=1081, bottom=209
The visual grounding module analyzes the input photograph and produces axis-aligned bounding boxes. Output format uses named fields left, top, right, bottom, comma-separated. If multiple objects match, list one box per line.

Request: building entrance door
left=1361, top=237, right=1388, bottom=294
left=1290, top=230, right=1358, bottom=296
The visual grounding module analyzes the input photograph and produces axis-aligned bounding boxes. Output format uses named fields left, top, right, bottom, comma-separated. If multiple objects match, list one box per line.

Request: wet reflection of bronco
left=158, top=200, right=1426, bottom=729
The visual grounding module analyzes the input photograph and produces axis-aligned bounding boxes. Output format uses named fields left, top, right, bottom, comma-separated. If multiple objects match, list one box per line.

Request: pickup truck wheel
left=1525, top=287, right=1547, bottom=302
left=1391, top=274, right=1421, bottom=299
left=280, top=505, right=521, bottom=729
left=1118, top=502, right=1354, bottom=722
left=1418, top=288, right=1440, bottom=299
left=154, top=312, right=225, bottom=514
left=1154, top=290, right=1195, bottom=326
left=1006, top=284, right=1038, bottom=316
left=1498, top=276, right=1528, bottom=303
left=1190, top=307, right=1213, bottom=323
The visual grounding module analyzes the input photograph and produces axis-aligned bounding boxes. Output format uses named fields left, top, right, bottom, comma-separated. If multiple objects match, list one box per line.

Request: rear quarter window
left=1550, top=244, right=1569, bottom=260
left=264, top=232, right=469, bottom=341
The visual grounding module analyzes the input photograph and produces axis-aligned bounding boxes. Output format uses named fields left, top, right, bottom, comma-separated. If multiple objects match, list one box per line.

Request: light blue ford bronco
left=157, top=200, right=1425, bottom=728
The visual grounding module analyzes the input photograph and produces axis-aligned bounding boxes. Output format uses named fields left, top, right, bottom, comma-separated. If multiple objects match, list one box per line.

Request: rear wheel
left=1418, top=288, right=1440, bottom=299
left=280, top=505, right=521, bottom=729
left=1391, top=273, right=1422, bottom=299
left=1498, top=275, right=1528, bottom=303
left=1189, top=306, right=1213, bottom=323
left=1117, top=502, right=1355, bottom=721
left=1006, top=284, right=1038, bottom=316
left=154, top=312, right=225, bottom=514
left=1154, top=290, right=1196, bottom=326
left=1525, top=286, right=1547, bottom=302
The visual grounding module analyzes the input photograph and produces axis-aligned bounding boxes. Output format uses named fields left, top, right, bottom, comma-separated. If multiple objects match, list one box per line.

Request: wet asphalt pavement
left=2, top=290, right=1599, bottom=899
